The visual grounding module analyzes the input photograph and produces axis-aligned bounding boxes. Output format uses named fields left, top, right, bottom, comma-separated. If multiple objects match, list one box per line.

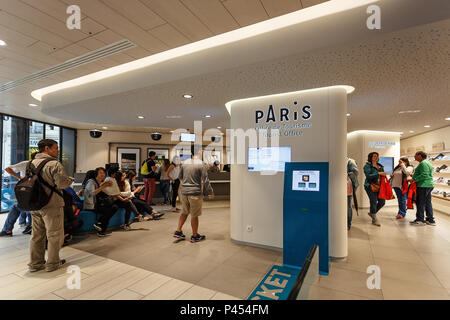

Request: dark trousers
left=171, top=179, right=180, bottom=208
left=92, top=205, right=118, bottom=233
left=365, top=186, right=385, bottom=215
left=416, top=187, right=434, bottom=222
left=160, top=180, right=170, bottom=203
left=115, top=200, right=139, bottom=225
left=132, top=198, right=153, bottom=215
left=347, top=195, right=352, bottom=229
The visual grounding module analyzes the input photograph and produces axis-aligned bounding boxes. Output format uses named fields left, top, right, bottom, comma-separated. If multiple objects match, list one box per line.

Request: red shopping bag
left=401, top=179, right=409, bottom=194
left=379, top=176, right=395, bottom=200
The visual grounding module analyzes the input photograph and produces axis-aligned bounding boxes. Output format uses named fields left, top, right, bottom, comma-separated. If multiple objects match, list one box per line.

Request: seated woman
left=120, top=171, right=164, bottom=221
left=83, top=168, right=117, bottom=237
left=77, top=170, right=96, bottom=197
left=103, top=168, right=140, bottom=231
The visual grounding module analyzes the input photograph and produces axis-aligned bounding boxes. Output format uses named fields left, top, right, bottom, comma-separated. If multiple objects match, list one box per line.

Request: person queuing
left=83, top=167, right=115, bottom=236
left=347, top=157, right=359, bottom=230
left=141, top=151, right=158, bottom=205
left=363, top=152, right=386, bottom=227
left=28, top=139, right=74, bottom=273
left=167, top=156, right=181, bottom=212
left=0, top=152, right=38, bottom=237
left=122, top=171, right=164, bottom=220
left=208, top=160, right=220, bottom=174
left=174, top=144, right=214, bottom=243
left=410, top=151, right=436, bottom=226
left=159, top=159, right=171, bottom=205
left=390, top=157, right=414, bottom=219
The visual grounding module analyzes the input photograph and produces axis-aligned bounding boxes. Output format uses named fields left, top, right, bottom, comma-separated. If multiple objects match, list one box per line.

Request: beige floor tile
left=54, top=263, right=136, bottom=299
left=125, top=249, right=180, bottom=273
left=107, top=289, right=144, bottom=300
left=374, top=257, right=443, bottom=288
left=37, top=293, right=65, bottom=300
left=142, top=278, right=193, bottom=300
left=197, top=264, right=265, bottom=299
left=381, top=277, right=450, bottom=300
left=303, top=284, right=370, bottom=300
left=176, top=285, right=217, bottom=300
left=370, top=245, right=425, bottom=265
left=222, top=247, right=280, bottom=274
left=314, top=265, right=384, bottom=300
left=159, top=255, right=220, bottom=284
left=0, top=273, right=23, bottom=289
left=74, top=268, right=150, bottom=300
left=210, top=292, right=241, bottom=300
left=78, top=258, right=121, bottom=276
left=127, top=272, right=171, bottom=296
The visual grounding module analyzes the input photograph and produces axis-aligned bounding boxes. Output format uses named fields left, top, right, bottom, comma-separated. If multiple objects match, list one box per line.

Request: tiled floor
left=0, top=200, right=449, bottom=300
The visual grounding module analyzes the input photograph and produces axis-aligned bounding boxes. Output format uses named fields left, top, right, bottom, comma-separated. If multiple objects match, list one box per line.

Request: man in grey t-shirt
left=173, top=145, right=214, bottom=243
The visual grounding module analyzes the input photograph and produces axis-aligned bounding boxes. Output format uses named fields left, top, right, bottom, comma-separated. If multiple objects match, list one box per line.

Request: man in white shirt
left=0, top=153, right=37, bottom=237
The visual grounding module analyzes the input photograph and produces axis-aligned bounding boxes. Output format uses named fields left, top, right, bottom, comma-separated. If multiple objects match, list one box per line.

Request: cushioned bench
left=76, top=208, right=135, bottom=233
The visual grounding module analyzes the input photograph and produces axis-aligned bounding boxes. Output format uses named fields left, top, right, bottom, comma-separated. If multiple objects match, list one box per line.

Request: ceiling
left=0, top=0, right=449, bottom=139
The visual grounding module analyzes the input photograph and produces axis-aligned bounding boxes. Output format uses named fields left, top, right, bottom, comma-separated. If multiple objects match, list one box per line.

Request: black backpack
left=14, top=158, right=63, bottom=211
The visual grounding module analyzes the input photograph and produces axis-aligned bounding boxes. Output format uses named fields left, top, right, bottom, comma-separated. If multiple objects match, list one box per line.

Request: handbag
left=370, top=180, right=380, bottom=193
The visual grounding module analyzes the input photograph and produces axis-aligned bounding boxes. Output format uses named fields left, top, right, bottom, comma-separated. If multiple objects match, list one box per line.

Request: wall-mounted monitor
left=248, top=146, right=291, bottom=172
left=180, top=154, right=192, bottom=162
left=379, top=156, right=394, bottom=175
left=180, top=133, right=195, bottom=142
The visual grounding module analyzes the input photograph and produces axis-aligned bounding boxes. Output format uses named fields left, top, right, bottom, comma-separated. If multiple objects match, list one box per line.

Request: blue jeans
left=347, top=195, right=353, bottom=229
left=416, top=187, right=434, bottom=222
left=364, top=186, right=385, bottom=216
left=160, top=180, right=170, bottom=203
left=2, top=204, right=31, bottom=232
left=18, top=210, right=32, bottom=226
left=393, top=187, right=407, bottom=216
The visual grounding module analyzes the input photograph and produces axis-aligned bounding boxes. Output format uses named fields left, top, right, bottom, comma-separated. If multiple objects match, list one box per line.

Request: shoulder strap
left=33, top=158, right=63, bottom=198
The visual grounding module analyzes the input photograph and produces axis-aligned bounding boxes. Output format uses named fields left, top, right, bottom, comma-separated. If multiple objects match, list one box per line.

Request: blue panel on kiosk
left=283, top=162, right=329, bottom=275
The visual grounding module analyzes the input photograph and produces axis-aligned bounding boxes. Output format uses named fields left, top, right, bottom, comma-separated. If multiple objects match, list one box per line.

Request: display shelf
left=432, top=194, right=450, bottom=202
left=434, top=183, right=450, bottom=188
left=401, top=150, right=450, bottom=158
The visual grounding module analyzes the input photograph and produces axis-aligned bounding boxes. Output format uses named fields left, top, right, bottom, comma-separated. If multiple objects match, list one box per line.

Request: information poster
left=292, top=170, right=320, bottom=192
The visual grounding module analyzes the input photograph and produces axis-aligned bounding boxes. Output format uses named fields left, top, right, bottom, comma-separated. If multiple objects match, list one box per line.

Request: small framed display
left=117, top=148, right=141, bottom=173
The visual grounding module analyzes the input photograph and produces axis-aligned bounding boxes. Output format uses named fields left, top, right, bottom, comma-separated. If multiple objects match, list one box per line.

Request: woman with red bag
left=363, top=152, right=387, bottom=227
left=390, top=158, right=414, bottom=219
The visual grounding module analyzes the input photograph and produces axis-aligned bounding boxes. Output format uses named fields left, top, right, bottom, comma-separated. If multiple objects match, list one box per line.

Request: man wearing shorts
left=173, top=144, right=214, bottom=242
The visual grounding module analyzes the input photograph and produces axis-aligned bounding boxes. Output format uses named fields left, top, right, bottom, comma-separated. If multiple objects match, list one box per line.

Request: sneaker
left=22, top=225, right=32, bottom=235
left=173, top=230, right=186, bottom=239
left=46, top=259, right=66, bottom=272
left=396, top=214, right=404, bottom=219
left=93, top=223, right=102, bottom=232
left=171, top=207, right=180, bottom=212
left=367, top=212, right=375, bottom=221
left=0, top=231, right=12, bottom=237
left=191, top=234, right=206, bottom=242
left=29, top=265, right=45, bottom=273
left=97, top=231, right=107, bottom=237
left=426, top=220, right=436, bottom=226
left=121, top=224, right=131, bottom=231
left=371, top=219, right=381, bottom=227
left=410, top=219, right=426, bottom=226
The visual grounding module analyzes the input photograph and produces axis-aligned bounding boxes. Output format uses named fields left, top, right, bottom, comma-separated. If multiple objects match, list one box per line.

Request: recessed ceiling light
left=29, top=103, right=38, bottom=107
left=0, top=40, right=6, bottom=46
left=399, top=110, right=421, bottom=114
left=138, top=116, right=144, bottom=119
left=346, top=113, right=351, bottom=117
left=217, top=126, right=222, bottom=129
left=205, top=115, right=211, bottom=118
left=409, top=130, right=414, bottom=133
left=183, top=94, right=193, bottom=99
left=445, top=117, right=450, bottom=121
left=102, top=126, right=108, bottom=130
left=424, top=125, right=430, bottom=128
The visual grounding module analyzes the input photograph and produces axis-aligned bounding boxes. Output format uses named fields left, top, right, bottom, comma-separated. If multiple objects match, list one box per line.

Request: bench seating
left=76, top=208, right=135, bottom=232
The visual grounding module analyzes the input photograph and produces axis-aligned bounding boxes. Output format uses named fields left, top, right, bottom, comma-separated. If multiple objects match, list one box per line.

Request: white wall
left=229, top=86, right=349, bottom=258
left=400, top=126, right=450, bottom=155
left=347, top=131, right=401, bottom=209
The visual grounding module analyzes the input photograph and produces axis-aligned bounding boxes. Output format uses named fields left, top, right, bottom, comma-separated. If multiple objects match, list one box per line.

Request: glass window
left=61, top=128, right=76, bottom=177
left=29, top=121, right=44, bottom=158
left=2, top=116, right=28, bottom=212
left=45, top=124, right=60, bottom=147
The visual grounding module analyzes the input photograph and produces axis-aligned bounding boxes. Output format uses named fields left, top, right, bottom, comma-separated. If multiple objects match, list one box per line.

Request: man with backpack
left=22, top=139, right=74, bottom=272
left=141, top=151, right=158, bottom=205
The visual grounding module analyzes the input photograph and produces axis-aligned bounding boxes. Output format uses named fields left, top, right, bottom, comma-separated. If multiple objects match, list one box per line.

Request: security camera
left=151, top=132, right=162, bottom=141
left=211, top=136, right=221, bottom=143
left=89, top=129, right=102, bottom=139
